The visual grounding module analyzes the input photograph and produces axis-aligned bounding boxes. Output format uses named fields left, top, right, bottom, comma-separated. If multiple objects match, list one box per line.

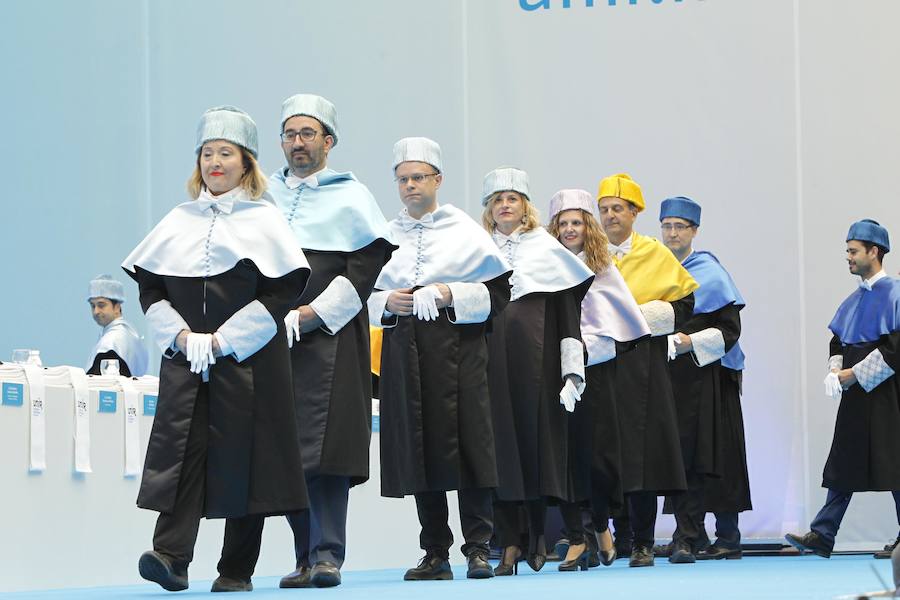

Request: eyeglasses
left=395, top=173, right=438, bottom=186
left=280, top=128, right=326, bottom=143
left=660, top=223, right=695, bottom=232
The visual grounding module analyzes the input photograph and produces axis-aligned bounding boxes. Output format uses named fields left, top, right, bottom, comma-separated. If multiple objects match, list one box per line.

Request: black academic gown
left=130, top=262, right=310, bottom=518
left=489, top=284, right=591, bottom=503
left=822, top=331, right=900, bottom=492
left=292, top=240, right=395, bottom=486
left=668, top=303, right=741, bottom=477
left=378, top=273, right=511, bottom=498
left=579, top=359, right=625, bottom=511
left=615, top=294, right=695, bottom=495
left=703, top=366, right=752, bottom=512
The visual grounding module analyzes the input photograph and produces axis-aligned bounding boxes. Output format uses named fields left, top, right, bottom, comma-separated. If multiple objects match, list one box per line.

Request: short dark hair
left=862, top=241, right=887, bottom=262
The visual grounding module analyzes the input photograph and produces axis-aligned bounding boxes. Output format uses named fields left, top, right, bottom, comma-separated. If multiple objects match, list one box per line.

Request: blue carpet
left=1, top=556, right=893, bottom=599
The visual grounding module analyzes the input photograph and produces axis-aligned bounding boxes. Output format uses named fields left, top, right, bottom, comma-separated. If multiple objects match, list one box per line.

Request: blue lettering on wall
left=520, top=0, right=687, bottom=10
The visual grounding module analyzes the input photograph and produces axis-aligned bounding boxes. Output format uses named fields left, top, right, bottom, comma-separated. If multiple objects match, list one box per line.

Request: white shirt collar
left=607, top=233, right=633, bottom=259
left=860, top=269, right=887, bottom=291
left=285, top=166, right=326, bottom=190
left=196, top=186, right=246, bottom=214
left=492, top=227, right=523, bottom=246
left=398, top=207, right=436, bottom=231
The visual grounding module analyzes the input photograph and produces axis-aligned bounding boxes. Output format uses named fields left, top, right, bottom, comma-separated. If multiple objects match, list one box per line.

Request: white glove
left=186, top=333, right=216, bottom=374
left=284, top=310, right=301, bottom=348
left=559, top=378, right=580, bottom=413
left=412, top=286, right=442, bottom=321
left=824, top=371, right=843, bottom=400
left=666, top=334, right=679, bottom=361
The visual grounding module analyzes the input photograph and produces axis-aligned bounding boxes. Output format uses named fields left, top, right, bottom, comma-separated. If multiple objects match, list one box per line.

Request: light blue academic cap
left=659, top=196, right=702, bottom=226
left=847, top=219, right=890, bottom=252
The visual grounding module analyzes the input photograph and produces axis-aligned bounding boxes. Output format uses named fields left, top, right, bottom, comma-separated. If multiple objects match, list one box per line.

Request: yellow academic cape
left=370, top=325, right=383, bottom=376
left=614, top=232, right=698, bottom=304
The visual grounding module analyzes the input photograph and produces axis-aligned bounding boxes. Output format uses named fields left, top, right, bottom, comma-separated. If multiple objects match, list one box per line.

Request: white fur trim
left=216, top=300, right=277, bottom=362
left=585, top=334, right=616, bottom=366
left=367, top=290, right=398, bottom=328
left=446, top=282, right=491, bottom=324
left=639, top=300, right=675, bottom=337
left=145, top=300, right=189, bottom=354
left=690, top=327, right=726, bottom=367
left=309, top=275, right=363, bottom=335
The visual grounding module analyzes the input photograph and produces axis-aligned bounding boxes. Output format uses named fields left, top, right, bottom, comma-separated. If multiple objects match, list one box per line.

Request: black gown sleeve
left=671, top=292, right=696, bottom=329
left=829, top=335, right=843, bottom=359
left=344, top=239, right=396, bottom=302
left=132, top=267, right=170, bottom=314
left=255, top=267, right=310, bottom=322
left=480, top=272, right=512, bottom=321
left=877, top=331, right=900, bottom=372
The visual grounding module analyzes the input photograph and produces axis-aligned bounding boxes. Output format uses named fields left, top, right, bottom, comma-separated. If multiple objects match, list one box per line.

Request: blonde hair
left=481, top=191, right=541, bottom=233
left=547, top=209, right=612, bottom=273
left=187, top=144, right=268, bottom=200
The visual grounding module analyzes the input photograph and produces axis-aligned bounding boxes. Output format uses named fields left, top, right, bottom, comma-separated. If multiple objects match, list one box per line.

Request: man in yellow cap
left=596, top=173, right=698, bottom=567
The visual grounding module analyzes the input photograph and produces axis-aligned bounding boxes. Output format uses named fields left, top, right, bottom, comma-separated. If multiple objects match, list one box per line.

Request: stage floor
left=0, top=555, right=892, bottom=599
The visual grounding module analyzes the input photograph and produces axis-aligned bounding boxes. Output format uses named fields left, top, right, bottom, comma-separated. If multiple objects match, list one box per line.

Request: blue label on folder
left=371, top=414, right=380, bottom=433
left=2, top=382, right=24, bottom=406
left=98, top=390, right=117, bottom=413
left=143, top=394, right=157, bottom=416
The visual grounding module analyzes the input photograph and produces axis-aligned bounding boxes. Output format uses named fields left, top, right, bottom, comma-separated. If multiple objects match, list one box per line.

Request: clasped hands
left=175, top=330, right=221, bottom=374
left=386, top=284, right=452, bottom=321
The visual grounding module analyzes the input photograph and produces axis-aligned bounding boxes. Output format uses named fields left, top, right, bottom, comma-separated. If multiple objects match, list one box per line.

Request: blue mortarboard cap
left=659, top=196, right=702, bottom=226
left=196, top=106, right=258, bottom=157
left=847, top=219, right=890, bottom=252
left=87, top=274, right=125, bottom=303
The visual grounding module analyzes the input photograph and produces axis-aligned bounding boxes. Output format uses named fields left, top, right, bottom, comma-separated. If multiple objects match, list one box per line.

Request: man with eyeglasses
left=368, top=137, right=512, bottom=581
left=215, top=94, right=395, bottom=590
left=786, top=219, right=900, bottom=560
left=596, top=174, right=697, bottom=567
left=657, top=197, right=750, bottom=564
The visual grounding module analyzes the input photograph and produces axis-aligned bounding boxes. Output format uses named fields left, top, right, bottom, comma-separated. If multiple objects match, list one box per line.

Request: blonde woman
left=481, top=168, right=595, bottom=575
left=122, top=106, right=311, bottom=592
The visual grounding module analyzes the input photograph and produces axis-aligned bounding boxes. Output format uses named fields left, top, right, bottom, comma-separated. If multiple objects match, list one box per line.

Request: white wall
left=2, top=0, right=900, bottom=590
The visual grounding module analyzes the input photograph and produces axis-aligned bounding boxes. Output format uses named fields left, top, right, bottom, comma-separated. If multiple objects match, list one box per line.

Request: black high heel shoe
left=558, top=549, right=590, bottom=572
left=526, top=534, right=547, bottom=572
left=599, top=547, right=617, bottom=566
left=494, top=546, right=521, bottom=576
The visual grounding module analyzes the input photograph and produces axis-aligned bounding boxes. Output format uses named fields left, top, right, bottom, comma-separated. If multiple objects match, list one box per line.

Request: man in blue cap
left=86, top=274, right=148, bottom=377
left=658, top=197, right=749, bottom=563
left=786, top=219, right=900, bottom=559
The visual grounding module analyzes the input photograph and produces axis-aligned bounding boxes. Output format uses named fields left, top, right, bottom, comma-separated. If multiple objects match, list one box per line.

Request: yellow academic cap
left=597, top=173, right=645, bottom=212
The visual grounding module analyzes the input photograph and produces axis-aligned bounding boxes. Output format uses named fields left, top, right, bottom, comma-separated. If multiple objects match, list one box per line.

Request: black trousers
left=627, top=491, right=658, bottom=549
left=151, top=384, right=209, bottom=572
left=415, top=488, right=493, bottom=559
left=672, top=472, right=705, bottom=548
left=811, top=489, right=900, bottom=546
left=559, top=501, right=586, bottom=545
left=217, top=474, right=348, bottom=579
left=494, top=498, right=547, bottom=552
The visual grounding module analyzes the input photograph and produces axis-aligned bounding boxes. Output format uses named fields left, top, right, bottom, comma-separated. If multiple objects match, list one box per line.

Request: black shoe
left=279, top=565, right=312, bottom=588
left=310, top=561, right=341, bottom=588
left=494, top=546, right=521, bottom=576
left=629, top=545, right=655, bottom=567
left=466, top=551, right=494, bottom=579
left=697, top=543, right=742, bottom=560
left=211, top=576, right=252, bottom=592
left=668, top=542, right=696, bottom=564
left=526, top=534, right=547, bottom=572
left=558, top=548, right=590, bottom=572
left=875, top=537, right=900, bottom=559
left=652, top=542, right=672, bottom=557
left=785, top=531, right=833, bottom=558
left=615, top=540, right=633, bottom=559
left=138, top=551, right=189, bottom=592
left=599, top=547, right=617, bottom=566
left=587, top=550, right=601, bottom=568
left=404, top=553, right=453, bottom=581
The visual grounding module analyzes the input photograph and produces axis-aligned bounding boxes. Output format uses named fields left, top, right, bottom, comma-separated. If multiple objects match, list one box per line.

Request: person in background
left=86, top=274, right=148, bottom=376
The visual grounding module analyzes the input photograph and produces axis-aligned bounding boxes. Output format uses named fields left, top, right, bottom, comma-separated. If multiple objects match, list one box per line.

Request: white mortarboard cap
left=87, top=274, right=126, bottom=303
left=482, top=167, right=530, bottom=206
left=392, top=137, right=442, bottom=173
left=195, top=106, right=259, bottom=157
left=280, top=94, right=339, bottom=146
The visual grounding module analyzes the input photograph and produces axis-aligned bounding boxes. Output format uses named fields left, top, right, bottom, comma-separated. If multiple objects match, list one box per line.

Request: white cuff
left=446, top=282, right=491, bottom=324
left=560, top=337, right=586, bottom=389
left=216, top=300, right=277, bottom=362
left=585, top=334, right=616, bottom=366
left=690, top=328, right=726, bottom=367
left=309, top=276, right=363, bottom=335
left=367, top=290, right=399, bottom=328
left=145, top=300, right=189, bottom=354
left=828, top=355, right=843, bottom=372
left=639, top=300, right=675, bottom=337
left=851, top=348, right=896, bottom=393
left=214, top=332, right=234, bottom=358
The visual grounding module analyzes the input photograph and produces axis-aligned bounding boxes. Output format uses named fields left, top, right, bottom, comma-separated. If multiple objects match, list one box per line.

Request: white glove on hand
left=559, top=378, right=580, bottom=413
left=186, top=333, right=216, bottom=374
left=666, top=334, right=679, bottom=361
left=824, top=372, right=843, bottom=400
left=412, top=286, right=442, bottom=321
left=284, top=310, right=301, bottom=348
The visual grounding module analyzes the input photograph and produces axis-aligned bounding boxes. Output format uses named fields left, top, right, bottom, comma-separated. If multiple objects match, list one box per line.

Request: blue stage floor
left=1, top=555, right=893, bottom=599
